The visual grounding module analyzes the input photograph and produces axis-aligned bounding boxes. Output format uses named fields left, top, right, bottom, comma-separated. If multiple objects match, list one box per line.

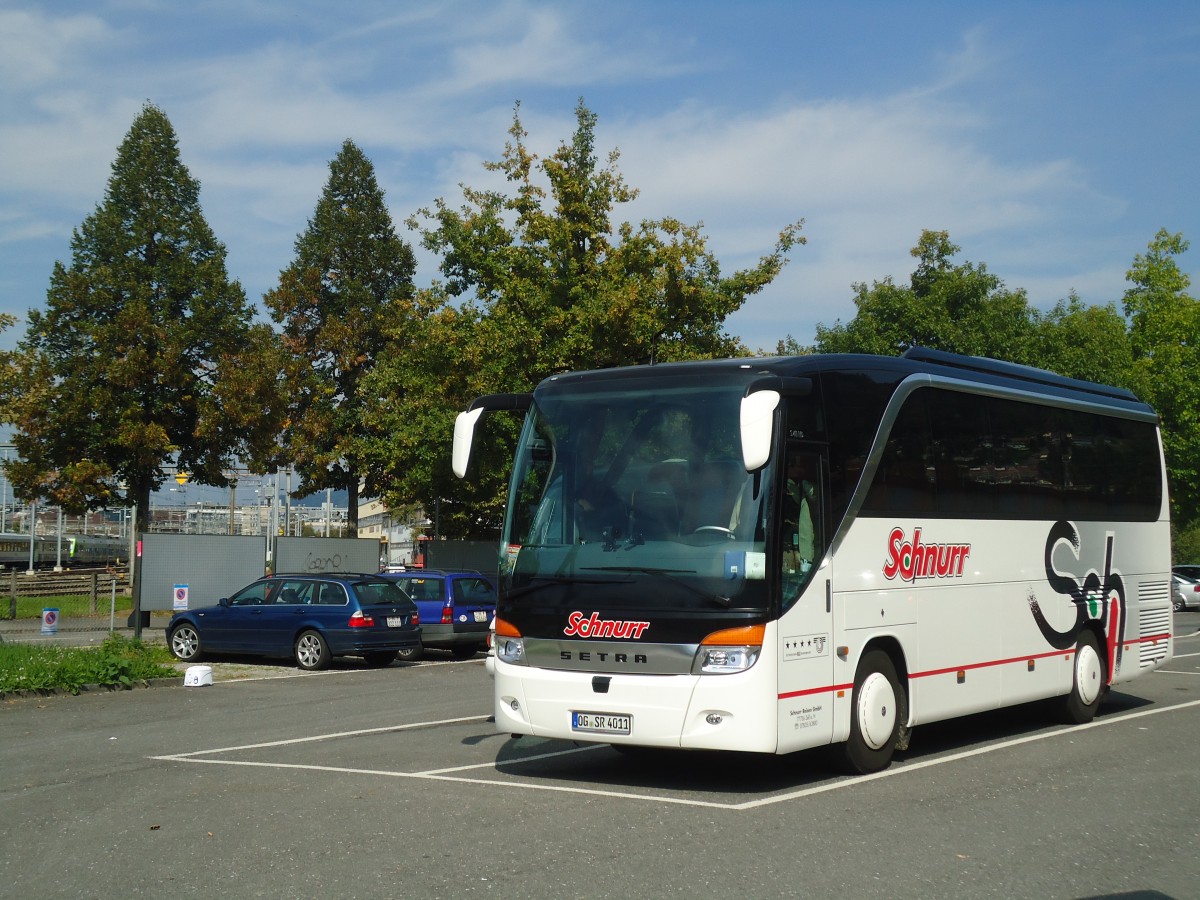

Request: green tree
left=359, top=100, right=804, bottom=537
left=2, top=103, right=270, bottom=541
left=811, top=231, right=1140, bottom=386
left=414, top=101, right=802, bottom=376
left=815, top=230, right=1035, bottom=358
left=1028, top=293, right=1133, bottom=387
left=1122, top=230, right=1200, bottom=527
left=263, top=140, right=417, bottom=531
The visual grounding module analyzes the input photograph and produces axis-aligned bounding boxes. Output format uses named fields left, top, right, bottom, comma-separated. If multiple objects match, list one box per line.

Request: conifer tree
left=3, top=103, right=272, bottom=543
left=264, top=140, right=417, bottom=531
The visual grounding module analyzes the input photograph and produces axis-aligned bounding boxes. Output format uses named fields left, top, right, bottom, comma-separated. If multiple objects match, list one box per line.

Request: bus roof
left=534, top=347, right=1154, bottom=417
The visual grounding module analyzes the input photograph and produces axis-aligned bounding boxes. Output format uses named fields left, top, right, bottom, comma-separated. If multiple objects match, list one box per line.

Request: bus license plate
left=571, top=711, right=632, bottom=735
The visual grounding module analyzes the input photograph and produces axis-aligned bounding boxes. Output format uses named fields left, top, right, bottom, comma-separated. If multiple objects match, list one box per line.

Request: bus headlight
left=495, top=618, right=526, bottom=665
left=695, top=645, right=761, bottom=674
left=497, top=637, right=526, bottom=664
left=693, top=624, right=765, bottom=675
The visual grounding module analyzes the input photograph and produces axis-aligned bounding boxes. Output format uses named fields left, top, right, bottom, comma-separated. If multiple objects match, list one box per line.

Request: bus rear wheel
left=1063, top=629, right=1106, bottom=724
left=841, top=650, right=905, bottom=775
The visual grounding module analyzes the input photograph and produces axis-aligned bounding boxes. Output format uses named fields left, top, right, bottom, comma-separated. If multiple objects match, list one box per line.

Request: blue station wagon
left=167, top=573, right=421, bottom=670
left=380, top=569, right=496, bottom=661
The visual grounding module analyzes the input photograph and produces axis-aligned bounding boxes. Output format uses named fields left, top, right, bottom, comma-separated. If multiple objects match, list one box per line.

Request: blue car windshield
left=354, top=580, right=415, bottom=607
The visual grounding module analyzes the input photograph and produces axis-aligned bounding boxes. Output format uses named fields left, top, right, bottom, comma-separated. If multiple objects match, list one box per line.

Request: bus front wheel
left=841, top=650, right=905, bottom=775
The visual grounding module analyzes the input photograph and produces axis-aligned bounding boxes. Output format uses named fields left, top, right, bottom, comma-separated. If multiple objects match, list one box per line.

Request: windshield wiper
left=505, top=574, right=613, bottom=602
left=580, top=566, right=732, bottom=608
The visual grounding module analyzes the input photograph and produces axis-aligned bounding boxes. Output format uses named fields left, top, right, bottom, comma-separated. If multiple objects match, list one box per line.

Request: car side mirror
left=218, top=597, right=229, bottom=607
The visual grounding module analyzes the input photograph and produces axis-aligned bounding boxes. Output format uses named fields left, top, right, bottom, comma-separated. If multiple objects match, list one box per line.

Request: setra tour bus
left=452, top=347, right=1173, bottom=773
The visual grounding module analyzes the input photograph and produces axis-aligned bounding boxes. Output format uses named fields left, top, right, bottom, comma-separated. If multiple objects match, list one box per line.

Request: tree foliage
left=812, top=230, right=1140, bottom=385
left=357, top=100, right=804, bottom=537
left=1122, top=230, right=1200, bottom=527
left=815, top=231, right=1035, bottom=359
left=1, top=104, right=271, bottom=535
left=263, top=140, right=417, bottom=529
left=415, top=101, right=803, bottom=374
left=810, top=227, right=1199, bottom=529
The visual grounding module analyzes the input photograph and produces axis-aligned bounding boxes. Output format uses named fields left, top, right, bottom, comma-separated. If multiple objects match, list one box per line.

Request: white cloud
left=0, top=9, right=116, bottom=88
left=1, top=1, right=1191, bottom=355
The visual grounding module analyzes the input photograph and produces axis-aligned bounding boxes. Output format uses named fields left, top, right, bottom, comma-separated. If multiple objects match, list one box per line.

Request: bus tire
left=1063, top=629, right=1106, bottom=724
left=842, top=649, right=904, bottom=775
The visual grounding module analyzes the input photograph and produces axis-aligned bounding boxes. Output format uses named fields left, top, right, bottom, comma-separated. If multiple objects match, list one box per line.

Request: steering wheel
left=692, top=526, right=736, bottom=539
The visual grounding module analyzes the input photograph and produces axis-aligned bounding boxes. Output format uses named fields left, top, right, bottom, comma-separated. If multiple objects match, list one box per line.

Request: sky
left=3, top=1, right=1200, bottom=357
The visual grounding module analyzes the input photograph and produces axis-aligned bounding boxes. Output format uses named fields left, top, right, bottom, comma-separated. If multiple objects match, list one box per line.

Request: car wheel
left=1063, top=629, right=1106, bottom=724
left=451, top=644, right=479, bottom=660
left=363, top=651, right=397, bottom=668
left=169, top=623, right=202, bottom=662
left=396, top=642, right=423, bottom=662
left=294, top=630, right=331, bottom=671
left=840, top=649, right=905, bottom=775
left=1173, top=595, right=1185, bottom=612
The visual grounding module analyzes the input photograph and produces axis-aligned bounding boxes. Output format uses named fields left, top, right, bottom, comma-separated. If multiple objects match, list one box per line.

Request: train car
left=0, top=532, right=126, bottom=569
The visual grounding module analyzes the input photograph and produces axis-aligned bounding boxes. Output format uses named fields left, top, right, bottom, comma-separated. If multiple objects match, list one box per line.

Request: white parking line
left=194, top=657, right=485, bottom=684
left=150, top=698, right=1200, bottom=811
left=735, top=697, right=1200, bottom=810
left=152, top=714, right=490, bottom=759
left=416, top=744, right=607, bottom=776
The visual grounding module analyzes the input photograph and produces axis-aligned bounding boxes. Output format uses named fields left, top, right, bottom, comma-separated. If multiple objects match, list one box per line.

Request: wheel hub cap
left=1076, top=643, right=1102, bottom=705
left=858, top=671, right=897, bottom=751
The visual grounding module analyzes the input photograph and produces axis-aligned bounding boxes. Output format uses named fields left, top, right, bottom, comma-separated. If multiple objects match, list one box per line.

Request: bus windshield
left=501, top=375, right=774, bottom=613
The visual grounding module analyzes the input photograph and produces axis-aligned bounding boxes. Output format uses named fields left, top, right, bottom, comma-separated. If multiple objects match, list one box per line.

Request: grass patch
left=0, top=633, right=179, bottom=694
left=4, top=594, right=132, bottom=620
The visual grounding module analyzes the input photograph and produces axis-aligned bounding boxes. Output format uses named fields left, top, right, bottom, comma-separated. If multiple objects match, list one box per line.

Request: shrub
left=0, top=633, right=178, bottom=694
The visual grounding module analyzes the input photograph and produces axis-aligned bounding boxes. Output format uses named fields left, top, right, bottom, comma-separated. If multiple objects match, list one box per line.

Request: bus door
left=776, top=446, right=836, bottom=753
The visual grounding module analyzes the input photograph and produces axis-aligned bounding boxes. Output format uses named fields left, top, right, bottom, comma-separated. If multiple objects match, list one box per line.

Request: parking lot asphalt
left=3, top=613, right=1200, bottom=899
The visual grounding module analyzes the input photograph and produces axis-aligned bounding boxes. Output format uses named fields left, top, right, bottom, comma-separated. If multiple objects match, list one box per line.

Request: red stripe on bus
left=776, top=633, right=1172, bottom=700
left=778, top=683, right=853, bottom=700
left=911, top=649, right=1067, bottom=679
left=910, top=634, right=1172, bottom=680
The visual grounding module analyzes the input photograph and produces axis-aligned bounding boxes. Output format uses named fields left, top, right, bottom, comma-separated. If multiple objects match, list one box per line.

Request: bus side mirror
left=740, top=389, right=780, bottom=471
left=452, top=392, right=534, bottom=478
left=452, top=407, right=485, bottom=478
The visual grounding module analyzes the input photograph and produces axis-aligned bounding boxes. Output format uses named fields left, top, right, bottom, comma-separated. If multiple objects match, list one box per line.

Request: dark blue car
left=167, top=573, right=421, bottom=670
left=380, top=569, right=496, bottom=661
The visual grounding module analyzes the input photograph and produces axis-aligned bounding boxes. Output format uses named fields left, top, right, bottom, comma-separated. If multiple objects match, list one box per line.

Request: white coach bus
left=453, top=347, right=1172, bottom=772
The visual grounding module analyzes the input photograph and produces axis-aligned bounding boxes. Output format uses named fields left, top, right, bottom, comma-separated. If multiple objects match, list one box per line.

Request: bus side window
left=781, top=449, right=823, bottom=601
left=864, top=390, right=935, bottom=514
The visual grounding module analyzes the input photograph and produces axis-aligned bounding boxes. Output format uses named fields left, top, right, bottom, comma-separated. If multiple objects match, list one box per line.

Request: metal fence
left=1, top=568, right=132, bottom=626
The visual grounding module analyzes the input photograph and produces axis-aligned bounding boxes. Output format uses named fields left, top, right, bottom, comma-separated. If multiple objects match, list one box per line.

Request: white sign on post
left=173, top=584, right=189, bottom=611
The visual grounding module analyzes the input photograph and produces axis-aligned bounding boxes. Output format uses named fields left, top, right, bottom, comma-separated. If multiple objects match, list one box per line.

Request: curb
left=0, top=676, right=181, bottom=702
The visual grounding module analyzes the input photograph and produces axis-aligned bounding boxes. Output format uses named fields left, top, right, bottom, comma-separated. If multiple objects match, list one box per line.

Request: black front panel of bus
left=497, top=601, right=766, bottom=646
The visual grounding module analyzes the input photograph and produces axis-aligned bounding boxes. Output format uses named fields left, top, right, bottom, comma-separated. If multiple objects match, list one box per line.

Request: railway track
left=3, top=568, right=130, bottom=599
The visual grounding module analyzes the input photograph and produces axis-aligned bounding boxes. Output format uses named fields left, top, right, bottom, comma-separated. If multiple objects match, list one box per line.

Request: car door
left=205, top=580, right=274, bottom=652
left=256, top=578, right=313, bottom=655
